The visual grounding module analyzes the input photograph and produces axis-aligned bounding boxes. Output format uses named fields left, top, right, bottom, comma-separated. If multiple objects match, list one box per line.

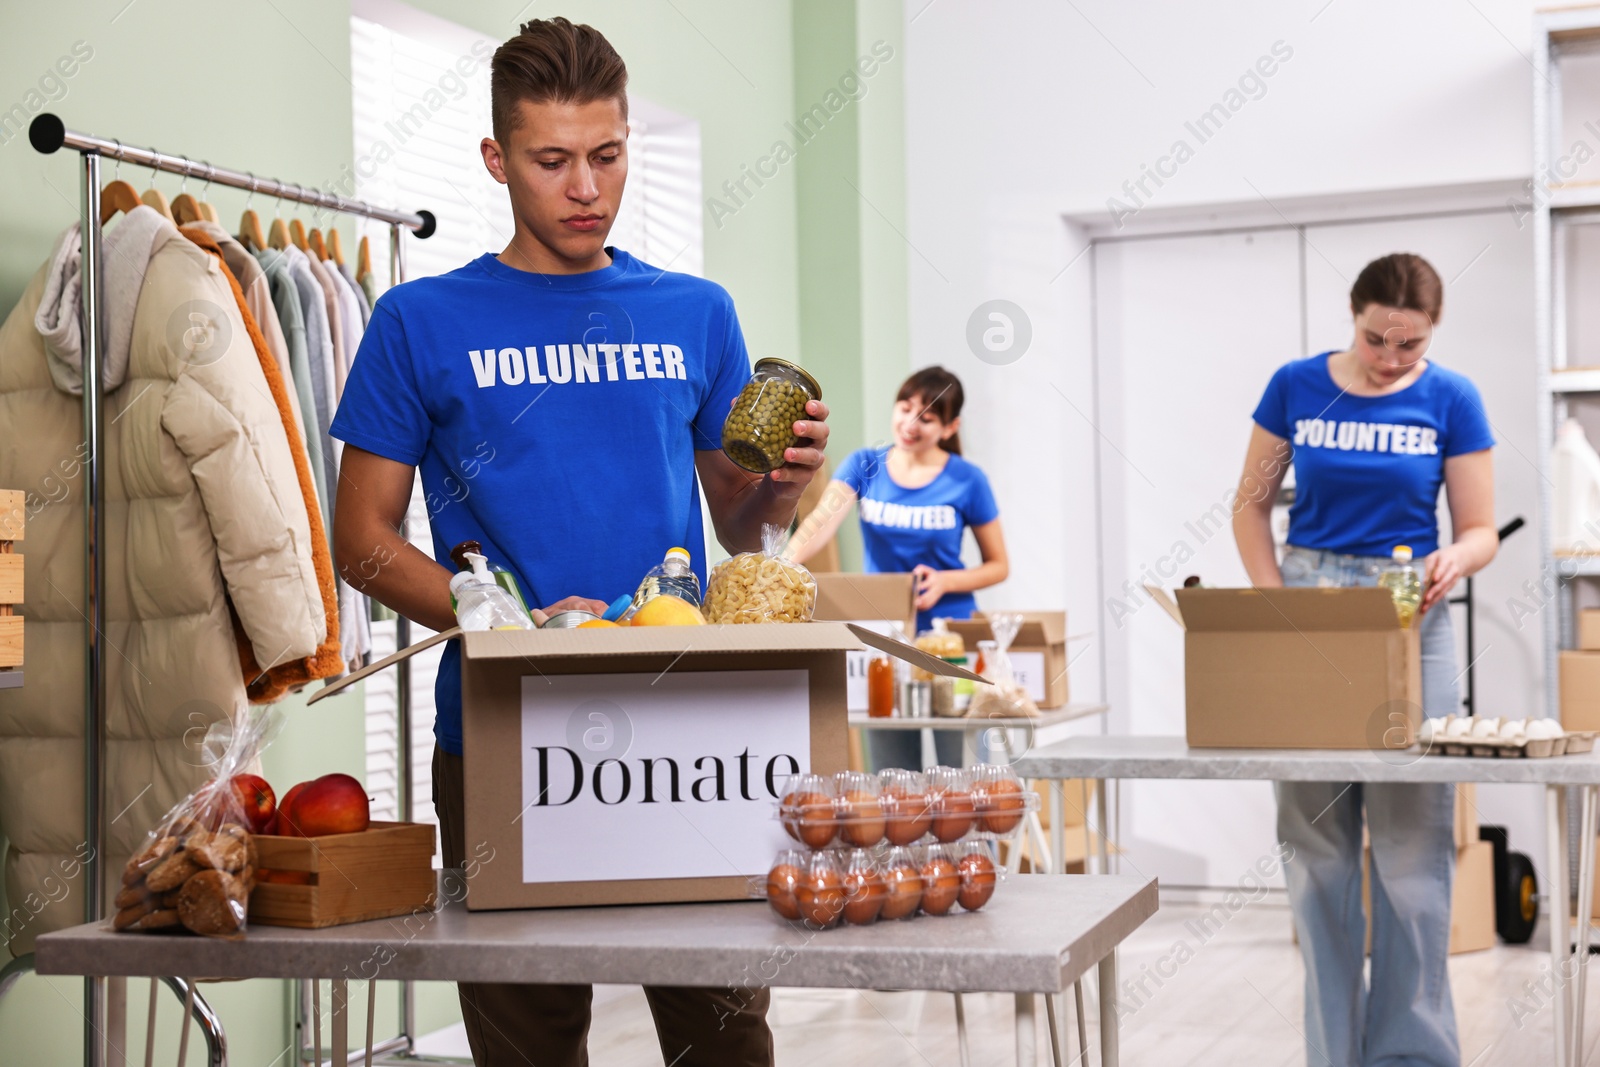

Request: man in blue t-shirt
left=330, top=19, right=828, bottom=1067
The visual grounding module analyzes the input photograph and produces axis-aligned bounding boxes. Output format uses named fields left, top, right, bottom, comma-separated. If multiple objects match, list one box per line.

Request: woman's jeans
left=1275, top=546, right=1459, bottom=1067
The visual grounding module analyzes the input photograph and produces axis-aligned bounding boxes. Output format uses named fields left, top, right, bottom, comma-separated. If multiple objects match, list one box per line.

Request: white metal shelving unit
left=1535, top=7, right=1600, bottom=729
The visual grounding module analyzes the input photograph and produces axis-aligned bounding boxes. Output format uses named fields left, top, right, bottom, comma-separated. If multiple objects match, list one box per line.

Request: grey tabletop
left=847, top=702, right=1108, bottom=731
left=1013, top=734, right=1600, bottom=785
left=35, top=875, right=1157, bottom=995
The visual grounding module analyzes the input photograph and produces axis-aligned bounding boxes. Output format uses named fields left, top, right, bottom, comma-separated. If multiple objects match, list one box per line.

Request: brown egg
left=766, top=863, right=802, bottom=921
left=842, top=867, right=888, bottom=925
left=782, top=791, right=837, bottom=849
left=920, top=854, right=960, bottom=915
left=840, top=790, right=886, bottom=848
left=978, top=778, right=1026, bottom=834
left=957, top=852, right=997, bottom=911
left=883, top=789, right=932, bottom=846
left=880, top=863, right=923, bottom=920
left=797, top=865, right=846, bottom=927
left=932, top=789, right=975, bottom=843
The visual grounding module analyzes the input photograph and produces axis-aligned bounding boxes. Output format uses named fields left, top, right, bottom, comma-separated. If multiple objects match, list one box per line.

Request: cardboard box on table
left=812, top=573, right=917, bottom=715
left=1146, top=586, right=1421, bottom=750
left=314, top=621, right=977, bottom=911
left=944, top=611, right=1071, bottom=708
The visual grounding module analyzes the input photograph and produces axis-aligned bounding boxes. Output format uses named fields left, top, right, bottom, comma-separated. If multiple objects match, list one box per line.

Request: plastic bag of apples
left=115, top=712, right=277, bottom=939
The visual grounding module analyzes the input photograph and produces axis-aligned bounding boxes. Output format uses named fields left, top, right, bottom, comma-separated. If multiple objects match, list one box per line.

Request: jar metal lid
left=752, top=357, right=822, bottom=401
left=542, top=610, right=602, bottom=629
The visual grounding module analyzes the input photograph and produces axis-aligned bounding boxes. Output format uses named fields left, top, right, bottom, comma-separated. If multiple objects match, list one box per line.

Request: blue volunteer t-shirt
left=330, top=250, right=751, bottom=754
left=1251, top=352, right=1495, bottom=558
left=833, top=446, right=1000, bottom=631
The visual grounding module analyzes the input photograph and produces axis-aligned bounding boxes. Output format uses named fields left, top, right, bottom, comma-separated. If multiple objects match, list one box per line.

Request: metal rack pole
left=25, top=113, right=435, bottom=1066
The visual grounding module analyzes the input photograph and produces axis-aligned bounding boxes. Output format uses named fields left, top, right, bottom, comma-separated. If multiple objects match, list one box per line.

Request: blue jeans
left=1275, top=546, right=1459, bottom=1067
left=867, top=728, right=965, bottom=772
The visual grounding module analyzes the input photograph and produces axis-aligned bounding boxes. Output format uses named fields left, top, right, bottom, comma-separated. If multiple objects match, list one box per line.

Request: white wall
left=903, top=0, right=1557, bottom=886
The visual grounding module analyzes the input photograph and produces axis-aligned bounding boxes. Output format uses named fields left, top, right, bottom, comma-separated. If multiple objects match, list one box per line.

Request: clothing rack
left=19, top=113, right=435, bottom=1067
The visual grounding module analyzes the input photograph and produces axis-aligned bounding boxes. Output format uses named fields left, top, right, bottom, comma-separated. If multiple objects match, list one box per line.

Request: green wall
left=0, top=1, right=906, bottom=1061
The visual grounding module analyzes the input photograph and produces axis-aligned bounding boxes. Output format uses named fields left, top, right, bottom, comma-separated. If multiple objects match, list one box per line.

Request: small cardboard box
left=1454, top=783, right=1479, bottom=851
left=812, top=573, right=917, bottom=713
left=945, top=611, right=1070, bottom=708
left=1150, top=587, right=1420, bottom=750
left=1581, top=610, right=1600, bottom=651
left=314, top=621, right=975, bottom=911
left=1561, top=650, right=1600, bottom=731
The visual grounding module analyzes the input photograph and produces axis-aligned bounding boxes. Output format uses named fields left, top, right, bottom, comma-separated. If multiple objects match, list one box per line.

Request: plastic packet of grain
left=702, top=523, right=818, bottom=624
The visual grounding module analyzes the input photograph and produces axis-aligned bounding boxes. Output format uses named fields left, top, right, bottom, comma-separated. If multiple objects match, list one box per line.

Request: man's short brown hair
left=491, top=18, right=629, bottom=143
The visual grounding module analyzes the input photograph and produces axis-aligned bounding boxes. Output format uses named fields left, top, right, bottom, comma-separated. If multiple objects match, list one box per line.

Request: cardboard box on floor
left=944, top=611, right=1070, bottom=708
left=1561, top=650, right=1600, bottom=731
left=1144, top=585, right=1421, bottom=749
left=1361, top=840, right=1494, bottom=955
left=312, top=621, right=979, bottom=911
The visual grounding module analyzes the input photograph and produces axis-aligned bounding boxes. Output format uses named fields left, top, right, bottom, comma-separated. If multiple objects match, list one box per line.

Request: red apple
left=275, top=781, right=310, bottom=837
left=286, top=773, right=370, bottom=837
left=229, top=774, right=276, bottom=833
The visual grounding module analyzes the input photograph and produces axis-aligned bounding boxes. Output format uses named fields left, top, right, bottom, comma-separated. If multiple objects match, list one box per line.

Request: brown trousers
left=433, top=747, right=774, bottom=1067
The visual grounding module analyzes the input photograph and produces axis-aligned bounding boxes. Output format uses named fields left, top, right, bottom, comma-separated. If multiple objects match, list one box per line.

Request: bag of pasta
left=115, top=711, right=275, bottom=939
left=703, top=524, right=818, bottom=624
left=967, top=612, right=1040, bottom=719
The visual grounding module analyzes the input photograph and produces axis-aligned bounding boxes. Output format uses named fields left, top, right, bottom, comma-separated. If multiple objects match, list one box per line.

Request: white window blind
left=348, top=1, right=703, bottom=825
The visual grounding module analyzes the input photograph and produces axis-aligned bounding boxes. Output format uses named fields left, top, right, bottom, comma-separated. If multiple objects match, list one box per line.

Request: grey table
left=849, top=701, right=1108, bottom=770
left=1015, top=735, right=1600, bottom=1067
left=36, top=873, right=1158, bottom=1067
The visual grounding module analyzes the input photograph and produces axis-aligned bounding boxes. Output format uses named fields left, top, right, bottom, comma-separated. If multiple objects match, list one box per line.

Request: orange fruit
left=577, top=619, right=620, bottom=629
left=630, top=595, right=707, bottom=627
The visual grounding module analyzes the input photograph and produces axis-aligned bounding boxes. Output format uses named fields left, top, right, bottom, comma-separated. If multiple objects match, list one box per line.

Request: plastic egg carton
left=774, top=765, right=1040, bottom=852
left=1420, top=715, right=1599, bottom=758
left=756, top=839, right=1003, bottom=929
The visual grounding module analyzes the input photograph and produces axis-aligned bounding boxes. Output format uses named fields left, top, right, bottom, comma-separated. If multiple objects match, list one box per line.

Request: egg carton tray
left=774, top=791, right=1040, bottom=852
left=1425, top=728, right=1598, bottom=759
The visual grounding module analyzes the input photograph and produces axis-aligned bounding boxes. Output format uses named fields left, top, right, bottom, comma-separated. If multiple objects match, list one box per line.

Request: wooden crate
left=250, top=821, right=437, bottom=929
left=0, top=489, right=20, bottom=671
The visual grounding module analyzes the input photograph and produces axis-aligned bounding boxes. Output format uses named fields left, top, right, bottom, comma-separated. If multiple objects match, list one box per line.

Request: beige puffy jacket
left=0, top=216, right=324, bottom=954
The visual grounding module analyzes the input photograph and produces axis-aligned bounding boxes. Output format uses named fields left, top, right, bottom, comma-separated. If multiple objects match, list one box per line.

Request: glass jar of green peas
left=720, top=358, right=823, bottom=474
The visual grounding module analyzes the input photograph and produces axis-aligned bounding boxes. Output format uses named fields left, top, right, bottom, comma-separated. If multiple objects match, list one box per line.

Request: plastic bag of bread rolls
left=115, top=712, right=273, bottom=939
left=967, top=612, right=1040, bottom=719
left=703, top=524, right=818, bottom=624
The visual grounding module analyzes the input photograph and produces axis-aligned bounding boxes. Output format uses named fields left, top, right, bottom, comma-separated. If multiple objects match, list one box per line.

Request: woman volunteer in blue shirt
left=790, top=366, right=1009, bottom=769
left=1232, top=253, right=1497, bottom=1067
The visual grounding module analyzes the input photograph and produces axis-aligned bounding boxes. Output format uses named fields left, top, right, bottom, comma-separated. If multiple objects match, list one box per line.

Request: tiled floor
left=414, top=894, right=1579, bottom=1065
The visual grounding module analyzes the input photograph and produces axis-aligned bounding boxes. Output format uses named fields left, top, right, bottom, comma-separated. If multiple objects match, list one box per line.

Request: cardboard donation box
left=1154, top=587, right=1420, bottom=749
left=813, top=573, right=917, bottom=713
left=945, top=612, right=1070, bottom=708
left=1561, top=650, right=1600, bottom=731
left=315, top=621, right=976, bottom=911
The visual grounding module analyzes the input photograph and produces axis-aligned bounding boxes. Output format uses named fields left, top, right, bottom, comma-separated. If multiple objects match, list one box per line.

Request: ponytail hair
left=896, top=366, right=965, bottom=455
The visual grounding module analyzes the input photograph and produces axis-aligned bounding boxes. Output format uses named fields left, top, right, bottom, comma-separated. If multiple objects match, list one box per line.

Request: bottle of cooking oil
left=1378, top=545, right=1422, bottom=629
left=620, top=547, right=702, bottom=621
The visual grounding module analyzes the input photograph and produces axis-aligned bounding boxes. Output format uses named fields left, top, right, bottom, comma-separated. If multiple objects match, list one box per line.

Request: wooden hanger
left=356, top=235, right=373, bottom=281
left=99, top=180, right=142, bottom=225
left=140, top=187, right=174, bottom=223
left=268, top=215, right=291, bottom=250
left=171, top=192, right=206, bottom=226
left=289, top=218, right=308, bottom=252
left=239, top=207, right=267, bottom=251
left=200, top=202, right=220, bottom=224
left=327, top=229, right=345, bottom=267
left=308, top=228, right=327, bottom=261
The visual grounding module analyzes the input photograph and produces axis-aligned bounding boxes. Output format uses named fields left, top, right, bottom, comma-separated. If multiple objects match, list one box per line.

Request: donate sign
left=519, top=669, right=811, bottom=884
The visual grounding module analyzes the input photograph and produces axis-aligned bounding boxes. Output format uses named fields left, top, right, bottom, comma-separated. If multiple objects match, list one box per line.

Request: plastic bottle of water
left=451, top=552, right=534, bottom=631
left=1377, top=545, right=1422, bottom=629
left=621, top=547, right=702, bottom=620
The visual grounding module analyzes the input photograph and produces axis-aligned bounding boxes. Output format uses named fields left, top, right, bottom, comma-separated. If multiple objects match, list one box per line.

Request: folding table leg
left=176, top=979, right=194, bottom=1067
left=143, top=978, right=157, bottom=1067
left=365, top=979, right=378, bottom=1067
left=1014, top=993, right=1036, bottom=1066
left=108, top=975, right=126, bottom=1067
left=331, top=979, right=349, bottom=1067
left=1098, top=953, right=1118, bottom=1067
left=1549, top=784, right=1571, bottom=1067
left=1575, top=786, right=1598, bottom=1066
left=953, top=992, right=971, bottom=1067
left=1049, top=780, right=1065, bottom=875
left=1045, top=993, right=1064, bottom=1067
left=1074, top=980, right=1089, bottom=1064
